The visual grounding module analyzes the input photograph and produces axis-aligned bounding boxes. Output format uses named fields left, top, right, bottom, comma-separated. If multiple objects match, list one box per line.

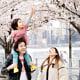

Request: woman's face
left=49, top=48, right=57, bottom=57
left=17, top=42, right=26, bottom=54
left=17, top=19, right=25, bottom=29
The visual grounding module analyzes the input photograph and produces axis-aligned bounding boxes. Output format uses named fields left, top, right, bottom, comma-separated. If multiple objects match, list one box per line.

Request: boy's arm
left=25, top=6, right=35, bottom=26
left=27, top=53, right=32, bottom=63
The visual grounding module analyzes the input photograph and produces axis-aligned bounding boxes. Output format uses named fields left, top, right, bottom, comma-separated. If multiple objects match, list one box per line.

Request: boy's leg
left=24, top=53, right=37, bottom=72
left=12, top=50, right=19, bottom=73
left=24, top=53, right=32, bottom=65
left=13, top=50, right=18, bottom=64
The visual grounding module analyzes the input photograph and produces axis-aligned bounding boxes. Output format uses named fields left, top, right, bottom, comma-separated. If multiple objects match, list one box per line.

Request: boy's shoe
left=30, top=64, right=37, bottom=72
left=14, top=67, right=19, bottom=73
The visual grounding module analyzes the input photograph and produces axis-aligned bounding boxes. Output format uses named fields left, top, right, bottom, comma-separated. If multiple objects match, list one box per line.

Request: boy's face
left=17, top=19, right=25, bottom=29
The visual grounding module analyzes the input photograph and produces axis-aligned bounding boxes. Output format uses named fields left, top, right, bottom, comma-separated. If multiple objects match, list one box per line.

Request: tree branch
left=0, top=43, right=5, bottom=48
left=0, top=38, right=5, bottom=44
left=53, top=17, right=80, bottom=34
left=70, top=21, right=80, bottom=34
left=61, top=4, right=80, bottom=17
left=55, top=0, right=80, bottom=18
left=73, top=2, right=77, bottom=11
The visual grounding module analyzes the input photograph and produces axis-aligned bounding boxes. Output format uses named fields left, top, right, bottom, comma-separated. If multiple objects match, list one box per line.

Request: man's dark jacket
left=1, top=54, right=31, bottom=80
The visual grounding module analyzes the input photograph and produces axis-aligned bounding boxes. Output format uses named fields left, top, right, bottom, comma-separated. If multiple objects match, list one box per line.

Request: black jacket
left=1, top=54, right=31, bottom=80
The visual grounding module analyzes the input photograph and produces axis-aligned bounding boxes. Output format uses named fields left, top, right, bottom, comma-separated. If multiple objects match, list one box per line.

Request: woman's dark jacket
left=1, top=54, right=31, bottom=80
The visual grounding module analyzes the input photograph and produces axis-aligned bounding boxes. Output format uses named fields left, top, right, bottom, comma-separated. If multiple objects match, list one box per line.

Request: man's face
left=17, top=42, right=26, bottom=54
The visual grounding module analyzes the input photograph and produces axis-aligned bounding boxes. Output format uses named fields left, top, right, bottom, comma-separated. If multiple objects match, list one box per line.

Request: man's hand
left=1, top=68, right=8, bottom=75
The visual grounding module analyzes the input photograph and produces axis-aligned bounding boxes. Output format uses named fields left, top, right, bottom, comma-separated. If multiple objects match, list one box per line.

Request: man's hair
left=14, top=37, right=27, bottom=52
left=11, top=18, right=21, bottom=30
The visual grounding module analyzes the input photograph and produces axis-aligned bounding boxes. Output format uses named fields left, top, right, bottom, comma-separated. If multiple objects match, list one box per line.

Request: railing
left=0, top=58, right=80, bottom=80
left=68, top=68, right=79, bottom=80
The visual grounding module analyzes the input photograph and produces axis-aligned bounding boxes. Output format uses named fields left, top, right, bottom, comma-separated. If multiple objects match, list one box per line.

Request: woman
left=1, top=37, right=32, bottom=80
left=41, top=47, right=68, bottom=80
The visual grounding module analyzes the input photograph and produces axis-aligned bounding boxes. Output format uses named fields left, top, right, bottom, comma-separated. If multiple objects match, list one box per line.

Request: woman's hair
left=11, top=18, right=21, bottom=30
left=41, top=47, right=60, bottom=71
left=14, top=37, right=27, bottom=52
left=51, top=47, right=60, bottom=63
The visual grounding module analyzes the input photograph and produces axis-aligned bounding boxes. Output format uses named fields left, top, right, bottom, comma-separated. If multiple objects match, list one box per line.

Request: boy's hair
left=11, top=18, right=21, bottom=30
left=14, top=37, right=27, bottom=52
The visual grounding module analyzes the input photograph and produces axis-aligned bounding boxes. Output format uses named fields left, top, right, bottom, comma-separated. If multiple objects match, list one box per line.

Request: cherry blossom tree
left=0, top=0, right=80, bottom=58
